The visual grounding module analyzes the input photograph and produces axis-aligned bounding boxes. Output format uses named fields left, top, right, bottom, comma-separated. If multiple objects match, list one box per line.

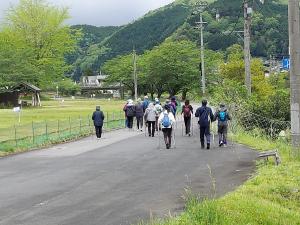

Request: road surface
left=0, top=121, right=257, bottom=225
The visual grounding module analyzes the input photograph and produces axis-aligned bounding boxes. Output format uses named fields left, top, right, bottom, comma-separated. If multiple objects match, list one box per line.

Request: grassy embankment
left=144, top=132, right=300, bottom=225
left=0, top=99, right=125, bottom=156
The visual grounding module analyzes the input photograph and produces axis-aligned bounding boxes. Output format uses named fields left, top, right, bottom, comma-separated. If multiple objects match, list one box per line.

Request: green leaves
left=0, top=0, right=80, bottom=88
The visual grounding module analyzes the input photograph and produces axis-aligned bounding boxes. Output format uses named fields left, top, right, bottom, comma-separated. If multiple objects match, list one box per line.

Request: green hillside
left=69, top=3, right=190, bottom=79
left=171, top=0, right=288, bottom=58
left=69, top=0, right=289, bottom=80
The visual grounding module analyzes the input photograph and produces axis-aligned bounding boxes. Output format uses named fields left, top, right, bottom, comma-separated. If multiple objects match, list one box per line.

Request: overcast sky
left=0, top=0, right=175, bottom=26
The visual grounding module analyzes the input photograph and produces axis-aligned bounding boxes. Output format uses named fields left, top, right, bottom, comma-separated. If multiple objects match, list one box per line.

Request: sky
left=0, top=0, right=175, bottom=26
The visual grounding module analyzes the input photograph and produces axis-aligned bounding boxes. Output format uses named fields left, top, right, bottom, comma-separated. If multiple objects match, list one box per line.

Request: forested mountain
left=69, top=3, right=191, bottom=80
left=171, top=0, right=288, bottom=58
left=69, top=0, right=289, bottom=80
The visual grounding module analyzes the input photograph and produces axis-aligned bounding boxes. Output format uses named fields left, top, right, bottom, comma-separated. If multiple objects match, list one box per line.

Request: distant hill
left=68, top=0, right=289, bottom=80
left=69, top=3, right=190, bottom=80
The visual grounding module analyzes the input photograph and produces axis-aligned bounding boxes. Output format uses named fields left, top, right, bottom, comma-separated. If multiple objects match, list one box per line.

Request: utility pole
left=133, top=49, right=138, bottom=101
left=288, top=0, right=300, bottom=156
left=244, top=0, right=252, bottom=96
left=195, top=1, right=208, bottom=95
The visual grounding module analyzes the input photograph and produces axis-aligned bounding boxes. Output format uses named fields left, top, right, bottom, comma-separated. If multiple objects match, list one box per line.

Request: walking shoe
left=188, top=133, right=191, bottom=137
left=223, top=144, right=227, bottom=148
left=207, top=143, right=210, bottom=150
left=219, top=141, right=223, bottom=147
left=166, top=144, right=170, bottom=149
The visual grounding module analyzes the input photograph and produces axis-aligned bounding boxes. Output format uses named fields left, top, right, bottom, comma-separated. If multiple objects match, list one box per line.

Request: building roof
left=14, top=82, right=41, bottom=92
left=0, top=82, right=41, bottom=94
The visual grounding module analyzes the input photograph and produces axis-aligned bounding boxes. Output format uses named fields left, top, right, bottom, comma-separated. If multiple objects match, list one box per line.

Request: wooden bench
left=258, top=150, right=281, bottom=166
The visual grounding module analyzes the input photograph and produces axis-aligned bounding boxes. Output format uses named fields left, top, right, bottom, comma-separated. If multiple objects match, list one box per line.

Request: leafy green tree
left=102, top=54, right=136, bottom=96
left=2, top=0, right=80, bottom=87
left=144, top=40, right=200, bottom=98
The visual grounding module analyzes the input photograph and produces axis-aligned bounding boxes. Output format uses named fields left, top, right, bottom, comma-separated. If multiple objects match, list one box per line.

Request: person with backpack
left=165, top=99, right=176, bottom=116
left=124, top=99, right=135, bottom=129
left=92, top=106, right=105, bottom=139
left=144, top=103, right=157, bottom=137
left=142, top=96, right=150, bottom=113
left=195, top=100, right=214, bottom=149
left=170, top=96, right=178, bottom=116
left=214, top=103, right=231, bottom=147
left=181, top=100, right=193, bottom=136
left=135, top=98, right=144, bottom=132
left=158, top=105, right=176, bottom=149
left=154, top=99, right=163, bottom=132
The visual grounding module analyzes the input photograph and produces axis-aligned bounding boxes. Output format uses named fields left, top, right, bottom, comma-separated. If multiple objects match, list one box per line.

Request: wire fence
left=0, top=111, right=126, bottom=152
left=228, top=106, right=291, bottom=140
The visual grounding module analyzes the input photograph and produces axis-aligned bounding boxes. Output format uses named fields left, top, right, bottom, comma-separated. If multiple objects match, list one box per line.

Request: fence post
left=14, top=125, right=17, bottom=147
left=106, top=112, right=109, bottom=129
left=88, top=115, right=91, bottom=134
left=69, top=117, right=71, bottom=135
left=79, top=116, right=82, bottom=134
left=58, top=120, right=60, bottom=137
left=45, top=121, right=48, bottom=140
left=32, top=121, right=35, bottom=144
left=119, top=111, right=123, bottom=128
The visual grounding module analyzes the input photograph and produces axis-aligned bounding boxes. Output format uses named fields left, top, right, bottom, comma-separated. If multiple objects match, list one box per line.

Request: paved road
left=0, top=121, right=257, bottom=225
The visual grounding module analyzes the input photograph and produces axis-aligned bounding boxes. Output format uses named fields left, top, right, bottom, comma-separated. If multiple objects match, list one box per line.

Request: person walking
left=181, top=100, right=193, bottom=136
left=142, top=96, right=150, bottom=113
left=214, top=103, right=231, bottom=147
left=170, top=96, right=178, bottom=117
left=154, top=99, right=163, bottom=132
left=144, top=103, right=156, bottom=137
left=124, top=99, right=135, bottom=129
left=123, top=100, right=129, bottom=128
left=135, top=98, right=144, bottom=132
left=92, top=106, right=105, bottom=139
left=195, top=100, right=214, bottom=149
left=158, top=105, right=176, bottom=149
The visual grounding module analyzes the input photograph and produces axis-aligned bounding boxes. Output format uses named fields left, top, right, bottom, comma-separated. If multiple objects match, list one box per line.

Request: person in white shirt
left=158, top=105, right=176, bottom=149
left=154, top=99, right=163, bottom=132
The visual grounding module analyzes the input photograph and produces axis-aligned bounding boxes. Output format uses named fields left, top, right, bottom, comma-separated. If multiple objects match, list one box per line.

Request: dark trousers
left=127, top=116, right=134, bottom=129
left=95, top=126, right=103, bottom=138
left=136, top=116, right=143, bottom=129
left=184, top=116, right=191, bottom=134
left=162, top=128, right=172, bottom=146
left=218, top=124, right=228, bottom=144
left=200, top=125, right=211, bottom=147
left=147, top=121, right=155, bottom=136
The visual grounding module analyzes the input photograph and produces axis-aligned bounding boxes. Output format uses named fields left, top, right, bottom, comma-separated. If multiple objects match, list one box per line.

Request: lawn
left=0, top=99, right=126, bottom=153
left=0, top=99, right=125, bottom=129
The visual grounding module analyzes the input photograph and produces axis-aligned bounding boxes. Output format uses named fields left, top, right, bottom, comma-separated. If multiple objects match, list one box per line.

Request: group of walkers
left=92, top=97, right=231, bottom=150
left=195, top=100, right=231, bottom=149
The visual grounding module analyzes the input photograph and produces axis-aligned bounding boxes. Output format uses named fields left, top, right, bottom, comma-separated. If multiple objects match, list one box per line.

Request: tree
left=102, top=54, right=136, bottom=96
left=144, top=40, right=200, bottom=98
left=2, top=0, right=80, bottom=87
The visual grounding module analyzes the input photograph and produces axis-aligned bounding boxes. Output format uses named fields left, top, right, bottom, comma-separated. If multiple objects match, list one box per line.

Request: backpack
left=127, top=106, right=135, bottom=117
left=219, top=111, right=226, bottom=122
left=183, top=106, right=191, bottom=117
left=162, top=113, right=171, bottom=127
left=199, top=108, right=210, bottom=124
left=155, top=104, right=162, bottom=114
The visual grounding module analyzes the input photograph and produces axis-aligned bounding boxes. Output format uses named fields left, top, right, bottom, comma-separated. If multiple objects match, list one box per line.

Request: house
left=80, top=74, right=124, bottom=98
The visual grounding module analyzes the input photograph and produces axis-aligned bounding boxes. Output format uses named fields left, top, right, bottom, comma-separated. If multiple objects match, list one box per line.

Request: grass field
left=0, top=99, right=124, bottom=129
left=0, top=99, right=126, bottom=155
